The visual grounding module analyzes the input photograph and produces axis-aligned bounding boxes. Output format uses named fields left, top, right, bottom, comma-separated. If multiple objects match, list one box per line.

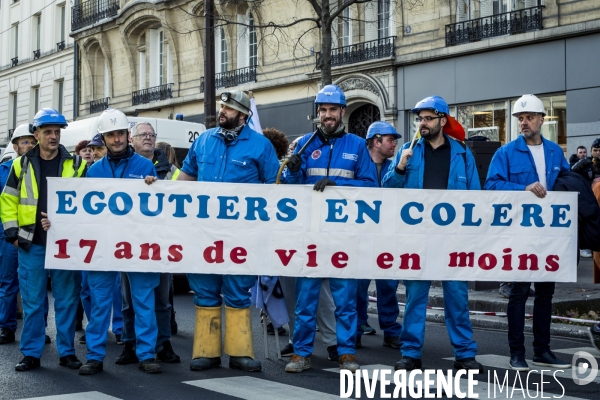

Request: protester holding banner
left=0, top=109, right=87, bottom=372
left=175, top=90, right=280, bottom=373
left=0, top=124, right=38, bottom=346
left=79, top=109, right=161, bottom=375
left=126, top=121, right=181, bottom=364
left=485, top=94, right=571, bottom=372
left=382, top=95, right=483, bottom=372
left=282, top=84, right=378, bottom=373
left=355, top=121, right=403, bottom=349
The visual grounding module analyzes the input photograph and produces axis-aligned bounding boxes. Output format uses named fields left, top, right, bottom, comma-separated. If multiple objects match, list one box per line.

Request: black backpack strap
left=72, top=155, right=82, bottom=177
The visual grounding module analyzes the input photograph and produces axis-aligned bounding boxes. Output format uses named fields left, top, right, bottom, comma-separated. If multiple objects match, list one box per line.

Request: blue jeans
left=118, top=271, right=160, bottom=361
left=18, top=244, right=81, bottom=358
left=293, top=277, right=357, bottom=357
left=357, top=279, right=402, bottom=338
left=0, top=240, right=19, bottom=332
left=508, top=282, right=554, bottom=357
left=400, top=280, right=477, bottom=360
left=187, top=273, right=255, bottom=308
left=121, top=272, right=169, bottom=351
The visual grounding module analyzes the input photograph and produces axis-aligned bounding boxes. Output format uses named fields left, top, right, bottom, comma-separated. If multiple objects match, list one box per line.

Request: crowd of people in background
left=0, top=86, right=599, bottom=381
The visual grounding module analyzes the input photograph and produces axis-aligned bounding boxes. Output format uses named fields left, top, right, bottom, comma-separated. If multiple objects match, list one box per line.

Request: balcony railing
left=200, top=77, right=205, bottom=93
left=131, top=83, right=173, bottom=106
left=57, top=41, right=66, bottom=51
left=71, top=0, right=120, bottom=31
left=8, top=129, right=15, bottom=141
left=315, top=37, right=396, bottom=70
left=446, top=6, right=544, bottom=47
left=215, top=66, right=257, bottom=88
left=33, top=49, right=41, bottom=60
left=11, top=57, right=18, bottom=67
left=90, top=97, right=110, bottom=114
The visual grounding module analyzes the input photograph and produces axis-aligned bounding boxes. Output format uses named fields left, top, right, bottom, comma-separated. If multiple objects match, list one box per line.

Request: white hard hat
left=512, top=94, right=546, bottom=116
left=11, top=124, right=35, bottom=144
left=1, top=147, right=16, bottom=163
left=97, top=108, right=130, bottom=134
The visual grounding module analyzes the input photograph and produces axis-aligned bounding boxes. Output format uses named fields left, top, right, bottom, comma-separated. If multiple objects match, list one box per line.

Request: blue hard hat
left=366, top=121, right=401, bottom=140
left=411, top=96, right=450, bottom=115
left=30, top=108, right=68, bottom=132
left=315, top=84, right=346, bottom=107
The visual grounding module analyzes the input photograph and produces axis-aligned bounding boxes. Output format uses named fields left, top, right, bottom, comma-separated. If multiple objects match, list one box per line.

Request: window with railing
left=131, top=83, right=173, bottom=106
left=315, top=36, right=395, bottom=69
left=215, top=66, right=257, bottom=88
left=71, top=0, right=120, bottom=31
left=446, top=4, right=544, bottom=46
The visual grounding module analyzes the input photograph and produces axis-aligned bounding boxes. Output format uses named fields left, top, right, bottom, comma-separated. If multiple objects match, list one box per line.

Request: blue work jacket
left=181, top=125, right=280, bottom=184
left=284, top=131, right=378, bottom=187
left=87, top=148, right=157, bottom=179
left=484, top=135, right=569, bottom=191
left=382, top=134, right=480, bottom=190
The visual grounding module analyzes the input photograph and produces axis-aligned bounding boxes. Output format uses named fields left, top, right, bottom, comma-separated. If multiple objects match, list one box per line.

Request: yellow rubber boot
left=190, top=306, right=222, bottom=371
left=224, top=306, right=261, bottom=372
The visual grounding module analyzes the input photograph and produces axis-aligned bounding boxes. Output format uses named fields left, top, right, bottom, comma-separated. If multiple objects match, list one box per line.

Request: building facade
left=70, top=0, right=600, bottom=154
left=0, top=0, right=75, bottom=145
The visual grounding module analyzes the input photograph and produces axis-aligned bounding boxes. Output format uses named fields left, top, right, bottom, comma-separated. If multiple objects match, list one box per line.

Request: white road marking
left=19, top=392, right=122, bottom=400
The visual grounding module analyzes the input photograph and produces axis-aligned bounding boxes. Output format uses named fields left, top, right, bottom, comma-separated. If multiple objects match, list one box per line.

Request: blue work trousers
left=122, top=272, right=169, bottom=351
left=187, top=273, right=255, bottom=308
left=357, top=279, right=402, bottom=338
left=293, top=277, right=357, bottom=357
left=80, top=271, right=91, bottom=322
left=0, top=240, right=19, bottom=332
left=113, top=271, right=159, bottom=361
left=18, top=244, right=81, bottom=359
left=508, top=282, right=554, bottom=357
left=400, top=280, right=477, bottom=360
left=81, top=271, right=121, bottom=334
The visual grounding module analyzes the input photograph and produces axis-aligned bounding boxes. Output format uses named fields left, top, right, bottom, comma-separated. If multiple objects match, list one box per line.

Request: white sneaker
left=580, top=249, right=593, bottom=258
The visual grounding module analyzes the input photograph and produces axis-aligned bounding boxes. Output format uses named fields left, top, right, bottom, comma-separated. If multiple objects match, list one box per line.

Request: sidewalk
left=367, top=257, right=599, bottom=339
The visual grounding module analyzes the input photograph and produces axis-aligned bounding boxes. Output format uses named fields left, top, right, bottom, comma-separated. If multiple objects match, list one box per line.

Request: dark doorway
left=348, top=104, right=380, bottom=138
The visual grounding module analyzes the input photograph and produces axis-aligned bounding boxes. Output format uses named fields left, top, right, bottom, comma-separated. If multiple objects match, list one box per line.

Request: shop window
left=457, top=102, right=507, bottom=143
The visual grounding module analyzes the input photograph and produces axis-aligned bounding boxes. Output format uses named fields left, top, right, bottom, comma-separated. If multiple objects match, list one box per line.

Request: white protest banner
left=46, top=178, right=578, bottom=282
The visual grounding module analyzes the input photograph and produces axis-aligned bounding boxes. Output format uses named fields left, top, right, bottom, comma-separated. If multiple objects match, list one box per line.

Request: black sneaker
left=454, top=358, right=483, bottom=372
left=394, top=356, right=422, bottom=371
left=115, top=343, right=139, bottom=365
left=79, top=360, right=103, bottom=375
left=280, top=343, right=294, bottom=357
left=532, top=351, right=570, bottom=368
left=327, top=345, right=339, bottom=361
left=509, top=354, right=529, bottom=371
left=139, top=358, right=162, bottom=374
left=59, top=355, right=83, bottom=369
left=15, top=356, right=41, bottom=372
left=0, top=328, right=15, bottom=344
left=156, top=340, right=180, bottom=363
left=383, top=336, right=400, bottom=349
left=267, top=323, right=287, bottom=336
left=78, top=333, right=86, bottom=344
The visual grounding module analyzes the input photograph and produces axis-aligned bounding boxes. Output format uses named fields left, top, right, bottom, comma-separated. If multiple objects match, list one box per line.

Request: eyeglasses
left=415, top=116, right=444, bottom=123
left=132, top=133, right=157, bottom=139
left=18, top=140, right=37, bottom=146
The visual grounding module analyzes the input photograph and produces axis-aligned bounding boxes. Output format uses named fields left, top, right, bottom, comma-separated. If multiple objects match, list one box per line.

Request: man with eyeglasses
left=0, top=125, right=38, bottom=346
left=175, top=90, right=280, bottom=372
left=382, top=96, right=483, bottom=373
left=354, top=121, right=403, bottom=350
left=79, top=108, right=161, bottom=375
left=124, top=121, right=181, bottom=365
left=485, top=94, right=570, bottom=372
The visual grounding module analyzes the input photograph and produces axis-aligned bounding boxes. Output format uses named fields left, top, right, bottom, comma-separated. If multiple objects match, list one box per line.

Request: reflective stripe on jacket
left=0, top=145, right=86, bottom=251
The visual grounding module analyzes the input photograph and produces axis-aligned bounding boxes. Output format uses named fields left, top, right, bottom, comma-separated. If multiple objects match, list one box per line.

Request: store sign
left=46, top=178, right=577, bottom=282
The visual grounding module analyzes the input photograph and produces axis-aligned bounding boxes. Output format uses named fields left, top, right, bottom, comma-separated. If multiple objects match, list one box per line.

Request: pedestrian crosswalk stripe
left=554, top=347, right=600, bottom=358
left=18, top=392, right=122, bottom=400
left=183, top=376, right=340, bottom=400
left=446, top=354, right=600, bottom=384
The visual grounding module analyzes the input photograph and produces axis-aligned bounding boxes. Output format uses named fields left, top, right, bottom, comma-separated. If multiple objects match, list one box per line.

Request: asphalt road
left=0, top=291, right=598, bottom=400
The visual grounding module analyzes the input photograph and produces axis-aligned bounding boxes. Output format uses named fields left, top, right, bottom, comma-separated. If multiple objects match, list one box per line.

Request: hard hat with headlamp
left=219, top=91, right=252, bottom=116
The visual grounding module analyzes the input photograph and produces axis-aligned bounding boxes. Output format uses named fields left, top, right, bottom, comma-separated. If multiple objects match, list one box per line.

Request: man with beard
left=283, top=85, right=378, bottom=373
left=176, top=90, right=280, bottom=372
left=0, top=109, right=87, bottom=371
left=355, top=121, right=403, bottom=350
left=382, top=96, right=483, bottom=372
left=79, top=108, right=160, bottom=375
left=122, top=121, right=181, bottom=364
left=485, top=94, right=570, bottom=372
